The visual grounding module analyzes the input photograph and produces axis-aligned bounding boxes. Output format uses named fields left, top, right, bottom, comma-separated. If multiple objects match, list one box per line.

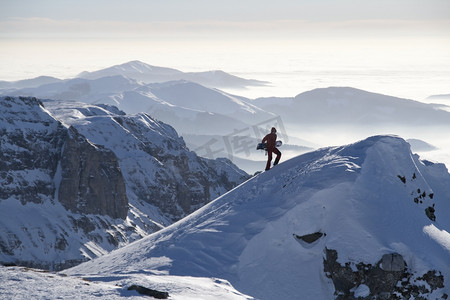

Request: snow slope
left=67, top=135, right=450, bottom=299
left=0, top=266, right=253, bottom=300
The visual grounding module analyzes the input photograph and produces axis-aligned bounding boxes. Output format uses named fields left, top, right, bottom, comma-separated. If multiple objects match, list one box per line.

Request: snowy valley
left=1, top=61, right=450, bottom=299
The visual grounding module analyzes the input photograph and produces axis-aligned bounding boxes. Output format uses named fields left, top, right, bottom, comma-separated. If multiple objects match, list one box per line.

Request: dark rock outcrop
left=293, top=232, right=325, bottom=244
left=0, top=96, right=66, bottom=204
left=323, top=248, right=446, bottom=299
left=380, top=253, right=405, bottom=272
left=58, top=126, right=128, bottom=219
left=127, top=285, right=169, bottom=299
left=0, top=97, right=130, bottom=269
left=0, top=96, right=128, bottom=219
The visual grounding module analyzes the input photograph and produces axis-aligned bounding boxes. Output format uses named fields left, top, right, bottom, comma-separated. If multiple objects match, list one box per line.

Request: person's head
left=271, top=127, right=277, bottom=133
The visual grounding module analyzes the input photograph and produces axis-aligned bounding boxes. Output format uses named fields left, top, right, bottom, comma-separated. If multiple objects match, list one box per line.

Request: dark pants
left=266, top=147, right=281, bottom=171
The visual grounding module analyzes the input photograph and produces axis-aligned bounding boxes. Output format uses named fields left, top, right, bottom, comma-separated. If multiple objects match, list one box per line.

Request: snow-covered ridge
left=67, top=135, right=450, bottom=299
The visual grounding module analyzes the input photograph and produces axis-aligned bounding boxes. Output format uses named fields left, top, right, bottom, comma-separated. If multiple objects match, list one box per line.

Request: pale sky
left=1, top=0, right=449, bottom=21
left=1, top=0, right=449, bottom=93
left=1, top=0, right=449, bottom=39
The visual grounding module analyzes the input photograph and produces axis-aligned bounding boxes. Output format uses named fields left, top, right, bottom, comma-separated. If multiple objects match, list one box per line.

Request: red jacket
left=262, top=132, right=277, bottom=150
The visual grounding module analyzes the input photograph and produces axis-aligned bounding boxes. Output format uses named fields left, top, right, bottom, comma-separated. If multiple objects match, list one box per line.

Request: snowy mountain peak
left=77, top=60, right=182, bottom=80
left=67, top=135, right=450, bottom=299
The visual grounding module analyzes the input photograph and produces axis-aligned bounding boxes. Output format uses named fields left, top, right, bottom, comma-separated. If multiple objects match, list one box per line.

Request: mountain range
left=2, top=61, right=449, bottom=174
left=0, top=96, right=248, bottom=270
left=0, top=60, right=268, bottom=91
left=78, top=60, right=269, bottom=89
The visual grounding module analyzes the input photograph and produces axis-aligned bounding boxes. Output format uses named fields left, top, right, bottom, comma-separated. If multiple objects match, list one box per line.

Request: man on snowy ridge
left=262, top=127, right=281, bottom=171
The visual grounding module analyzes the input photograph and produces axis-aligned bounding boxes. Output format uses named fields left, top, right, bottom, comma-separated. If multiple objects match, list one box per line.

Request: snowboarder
left=262, top=127, right=281, bottom=171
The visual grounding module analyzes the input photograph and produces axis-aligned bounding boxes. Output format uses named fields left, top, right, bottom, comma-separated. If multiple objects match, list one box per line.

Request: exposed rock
left=293, top=232, right=325, bottom=244
left=0, top=97, right=130, bottom=269
left=58, top=126, right=128, bottom=219
left=380, top=253, right=405, bottom=272
left=0, top=96, right=128, bottom=219
left=323, top=248, right=446, bottom=299
left=397, top=175, right=406, bottom=184
left=69, top=216, right=96, bottom=233
left=418, top=270, right=444, bottom=290
left=0, top=232, right=22, bottom=256
left=127, top=285, right=169, bottom=299
left=425, top=205, right=436, bottom=222
left=0, top=96, right=66, bottom=204
left=398, top=171, right=438, bottom=222
left=54, top=234, right=68, bottom=251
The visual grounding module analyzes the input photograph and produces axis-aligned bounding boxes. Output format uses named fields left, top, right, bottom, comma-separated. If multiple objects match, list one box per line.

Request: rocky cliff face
left=0, top=97, right=65, bottom=204
left=43, top=100, right=249, bottom=223
left=0, top=97, right=132, bottom=269
left=58, top=126, right=128, bottom=219
left=0, top=97, right=128, bottom=219
left=0, top=97, right=249, bottom=270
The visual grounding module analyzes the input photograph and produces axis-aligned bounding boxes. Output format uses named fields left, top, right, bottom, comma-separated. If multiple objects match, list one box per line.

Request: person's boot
left=274, top=156, right=280, bottom=166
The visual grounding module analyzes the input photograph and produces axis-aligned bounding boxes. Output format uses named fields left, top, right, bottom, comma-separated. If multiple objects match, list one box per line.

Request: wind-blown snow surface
left=0, top=266, right=252, bottom=300
left=67, top=135, right=450, bottom=299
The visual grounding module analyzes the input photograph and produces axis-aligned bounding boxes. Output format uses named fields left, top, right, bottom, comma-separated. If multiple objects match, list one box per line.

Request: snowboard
left=256, top=140, right=282, bottom=150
